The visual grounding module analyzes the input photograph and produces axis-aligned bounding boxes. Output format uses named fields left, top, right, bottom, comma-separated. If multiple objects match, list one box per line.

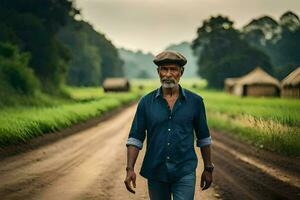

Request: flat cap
left=153, top=50, right=187, bottom=67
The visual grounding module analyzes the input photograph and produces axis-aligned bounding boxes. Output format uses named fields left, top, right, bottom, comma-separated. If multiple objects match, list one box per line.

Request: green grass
left=197, top=90, right=300, bottom=156
left=0, top=86, right=141, bottom=146
left=0, top=90, right=73, bottom=108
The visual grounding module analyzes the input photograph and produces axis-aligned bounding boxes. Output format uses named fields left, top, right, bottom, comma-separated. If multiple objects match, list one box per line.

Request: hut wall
left=281, top=87, right=300, bottom=98
left=233, top=85, right=243, bottom=96
left=225, top=84, right=234, bottom=94
left=246, top=85, right=279, bottom=97
left=103, top=79, right=130, bottom=92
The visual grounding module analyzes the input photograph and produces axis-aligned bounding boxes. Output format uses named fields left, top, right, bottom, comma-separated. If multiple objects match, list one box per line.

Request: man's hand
left=200, top=170, right=213, bottom=190
left=124, top=168, right=136, bottom=194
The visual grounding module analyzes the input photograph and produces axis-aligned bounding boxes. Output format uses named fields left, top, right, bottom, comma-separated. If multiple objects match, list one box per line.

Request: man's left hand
left=200, top=170, right=213, bottom=190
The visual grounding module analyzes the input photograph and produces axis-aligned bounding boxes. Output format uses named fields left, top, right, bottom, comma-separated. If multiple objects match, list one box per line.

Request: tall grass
left=197, top=90, right=300, bottom=156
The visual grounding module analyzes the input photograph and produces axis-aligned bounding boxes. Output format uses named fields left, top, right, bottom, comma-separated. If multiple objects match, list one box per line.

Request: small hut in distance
left=281, top=67, right=300, bottom=98
left=224, top=77, right=240, bottom=94
left=224, top=67, right=280, bottom=97
left=102, top=78, right=130, bottom=92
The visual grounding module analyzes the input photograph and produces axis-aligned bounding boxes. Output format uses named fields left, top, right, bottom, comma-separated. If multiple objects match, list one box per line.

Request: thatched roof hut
left=226, top=67, right=280, bottom=97
left=281, top=67, right=300, bottom=98
left=224, top=77, right=240, bottom=94
left=103, top=78, right=130, bottom=92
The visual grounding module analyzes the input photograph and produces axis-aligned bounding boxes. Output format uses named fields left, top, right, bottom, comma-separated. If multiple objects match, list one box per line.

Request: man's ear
left=181, top=67, right=185, bottom=76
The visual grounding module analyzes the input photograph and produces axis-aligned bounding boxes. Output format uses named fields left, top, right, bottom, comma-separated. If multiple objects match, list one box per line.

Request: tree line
left=1, top=1, right=298, bottom=95
left=0, top=0, right=124, bottom=98
left=192, top=11, right=300, bottom=88
left=58, top=19, right=124, bottom=86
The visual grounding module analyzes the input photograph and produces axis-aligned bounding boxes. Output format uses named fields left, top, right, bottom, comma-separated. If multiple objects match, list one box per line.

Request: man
left=124, top=50, right=214, bottom=200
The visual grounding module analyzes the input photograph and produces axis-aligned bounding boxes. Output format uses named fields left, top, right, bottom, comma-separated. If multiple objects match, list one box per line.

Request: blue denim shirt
left=126, top=85, right=212, bottom=182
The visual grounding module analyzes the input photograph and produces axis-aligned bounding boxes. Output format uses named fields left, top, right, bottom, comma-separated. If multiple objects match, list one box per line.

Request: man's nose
left=166, top=69, right=172, bottom=76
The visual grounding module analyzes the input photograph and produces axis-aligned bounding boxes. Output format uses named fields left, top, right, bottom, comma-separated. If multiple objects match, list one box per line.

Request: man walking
left=124, top=50, right=214, bottom=200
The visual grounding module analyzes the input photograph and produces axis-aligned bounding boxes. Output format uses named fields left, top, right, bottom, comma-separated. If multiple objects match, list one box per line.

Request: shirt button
left=166, top=156, right=170, bottom=160
left=167, top=142, right=170, bottom=146
left=168, top=128, right=171, bottom=131
left=169, top=116, right=172, bottom=119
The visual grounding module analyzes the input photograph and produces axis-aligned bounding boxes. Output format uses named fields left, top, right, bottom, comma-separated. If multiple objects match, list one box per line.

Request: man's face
left=157, top=63, right=183, bottom=89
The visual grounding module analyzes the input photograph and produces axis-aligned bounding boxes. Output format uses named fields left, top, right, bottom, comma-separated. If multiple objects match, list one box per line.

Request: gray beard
left=161, top=79, right=177, bottom=89
left=161, top=77, right=177, bottom=89
left=161, top=82, right=176, bottom=89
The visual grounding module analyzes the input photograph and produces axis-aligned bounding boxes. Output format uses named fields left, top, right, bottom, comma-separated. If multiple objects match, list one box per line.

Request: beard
left=161, top=77, right=177, bottom=89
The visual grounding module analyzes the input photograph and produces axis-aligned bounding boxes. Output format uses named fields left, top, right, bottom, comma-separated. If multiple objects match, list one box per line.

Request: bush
left=0, top=42, right=40, bottom=95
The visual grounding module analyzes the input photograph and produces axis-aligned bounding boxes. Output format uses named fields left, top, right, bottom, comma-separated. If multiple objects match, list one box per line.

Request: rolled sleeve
left=126, top=137, right=143, bottom=149
left=197, top=136, right=212, bottom=147
left=126, top=97, right=147, bottom=150
left=193, top=98, right=211, bottom=147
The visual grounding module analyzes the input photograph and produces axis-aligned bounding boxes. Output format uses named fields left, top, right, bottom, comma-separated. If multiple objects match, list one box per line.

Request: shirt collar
left=155, top=84, right=187, bottom=100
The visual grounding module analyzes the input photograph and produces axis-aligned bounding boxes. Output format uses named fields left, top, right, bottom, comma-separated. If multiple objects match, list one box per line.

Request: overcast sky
left=75, top=0, right=300, bottom=54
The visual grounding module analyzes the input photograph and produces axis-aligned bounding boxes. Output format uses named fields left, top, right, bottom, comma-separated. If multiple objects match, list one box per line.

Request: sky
left=75, top=0, right=300, bottom=54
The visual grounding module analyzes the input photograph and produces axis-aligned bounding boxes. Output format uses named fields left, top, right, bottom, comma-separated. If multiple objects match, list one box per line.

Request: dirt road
left=211, top=130, right=300, bottom=200
left=0, top=104, right=299, bottom=200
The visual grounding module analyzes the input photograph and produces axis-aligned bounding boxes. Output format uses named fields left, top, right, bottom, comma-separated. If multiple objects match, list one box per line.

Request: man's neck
left=162, top=84, right=180, bottom=98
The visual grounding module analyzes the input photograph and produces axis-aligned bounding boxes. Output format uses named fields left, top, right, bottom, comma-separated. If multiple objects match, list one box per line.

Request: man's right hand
left=124, top=168, right=136, bottom=194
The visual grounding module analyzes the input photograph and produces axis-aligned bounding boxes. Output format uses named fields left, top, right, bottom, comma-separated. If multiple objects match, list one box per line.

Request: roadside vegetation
left=0, top=1, right=138, bottom=147
left=198, top=90, right=300, bottom=156
left=0, top=87, right=141, bottom=146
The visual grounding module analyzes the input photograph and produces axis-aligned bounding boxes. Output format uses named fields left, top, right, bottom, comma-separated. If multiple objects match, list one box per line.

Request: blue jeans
left=147, top=171, right=196, bottom=200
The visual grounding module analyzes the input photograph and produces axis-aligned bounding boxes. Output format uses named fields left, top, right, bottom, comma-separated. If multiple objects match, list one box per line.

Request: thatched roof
left=103, top=78, right=129, bottom=88
left=281, top=67, right=300, bottom=87
left=237, top=67, right=280, bottom=87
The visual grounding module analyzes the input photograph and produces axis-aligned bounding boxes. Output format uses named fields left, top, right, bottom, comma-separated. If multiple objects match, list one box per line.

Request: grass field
left=196, top=90, right=300, bottom=156
left=0, top=86, right=141, bottom=146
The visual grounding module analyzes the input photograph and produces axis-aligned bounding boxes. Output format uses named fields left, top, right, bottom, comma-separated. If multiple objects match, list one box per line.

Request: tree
left=192, top=15, right=273, bottom=88
left=275, top=11, right=300, bottom=69
left=0, top=0, right=79, bottom=93
left=243, top=16, right=280, bottom=47
left=243, top=11, right=300, bottom=79
left=58, top=20, right=124, bottom=86
left=280, top=11, right=300, bottom=32
left=0, top=42, right=39, bottom=96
